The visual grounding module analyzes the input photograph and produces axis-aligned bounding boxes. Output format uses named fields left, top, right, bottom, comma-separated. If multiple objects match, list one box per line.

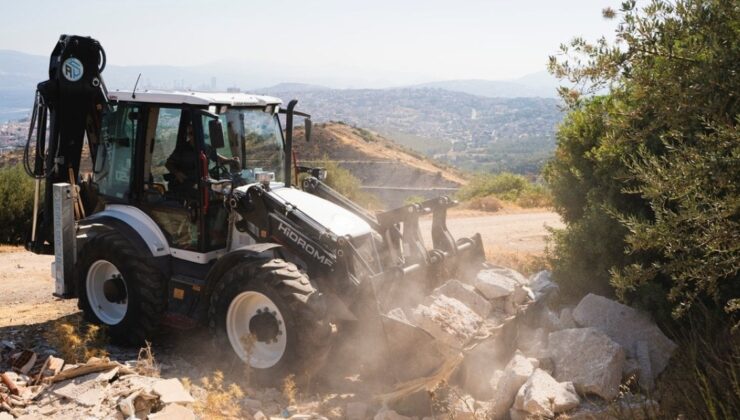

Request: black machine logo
left=62, top=58, right=84, bottom=82
left=277, top=222, right=334, bottom=268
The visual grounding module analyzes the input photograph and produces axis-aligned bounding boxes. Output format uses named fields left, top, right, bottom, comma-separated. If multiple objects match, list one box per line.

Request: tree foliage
left=546, top=0, right=739, bottom=324
left=0, top=164, right=36, bottom=245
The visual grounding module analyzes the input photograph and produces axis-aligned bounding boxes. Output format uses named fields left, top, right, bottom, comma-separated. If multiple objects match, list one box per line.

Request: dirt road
left=421, top=211, right=563, bottom=254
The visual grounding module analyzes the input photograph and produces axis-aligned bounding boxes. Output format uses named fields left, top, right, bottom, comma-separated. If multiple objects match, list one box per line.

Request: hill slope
left=294, top=122, right=467, bottom=207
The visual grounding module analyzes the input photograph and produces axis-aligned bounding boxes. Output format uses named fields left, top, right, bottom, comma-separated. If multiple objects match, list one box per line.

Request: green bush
left=0, top=165, right=36, bottom=245
left=301, top=156, right=379, bottom=209
left=457, top=172, right=551, bottom=207
left=546, top=0, right=740, bottom=325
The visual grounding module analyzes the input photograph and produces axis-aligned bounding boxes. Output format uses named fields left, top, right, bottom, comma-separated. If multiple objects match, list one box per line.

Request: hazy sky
left=1, top=0, right=620, bottom=86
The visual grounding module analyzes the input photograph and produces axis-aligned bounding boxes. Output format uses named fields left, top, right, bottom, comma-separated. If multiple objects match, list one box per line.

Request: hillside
left=293, top=122, right=467, bottom=206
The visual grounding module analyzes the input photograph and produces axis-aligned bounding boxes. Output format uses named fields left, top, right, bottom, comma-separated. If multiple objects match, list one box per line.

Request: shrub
left=464, top=195, right=503, bottom=212
left=457, top=172, right=551, bottom=208
left=0, top=164, right=37, bottom=245
left=300, top=156, right=379, bottom=208
left=546, top=0, right=740, bottom=327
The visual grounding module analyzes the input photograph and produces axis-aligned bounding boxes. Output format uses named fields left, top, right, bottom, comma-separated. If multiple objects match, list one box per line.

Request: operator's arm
left=166, top=154, right=187, bottom=182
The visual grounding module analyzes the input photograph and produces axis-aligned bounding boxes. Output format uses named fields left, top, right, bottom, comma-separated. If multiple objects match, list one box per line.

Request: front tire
left=77, top=231, right=166, bottom=346
left=209, top=258, right=330, bottom=380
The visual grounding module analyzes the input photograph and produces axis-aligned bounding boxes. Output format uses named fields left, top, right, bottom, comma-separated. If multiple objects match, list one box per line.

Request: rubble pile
left=379, top=267, right=676, bottom=419
left=1, top=267, right=677, bottom=419
left=0, top=344, right=196, bottom=419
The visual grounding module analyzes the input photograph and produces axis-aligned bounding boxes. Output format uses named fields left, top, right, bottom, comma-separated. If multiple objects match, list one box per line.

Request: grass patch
left=184, top=371, right=245, bottom=419
left=44, top=314, right=108, bottom=363
left=484, top=245, right=548, bottom=277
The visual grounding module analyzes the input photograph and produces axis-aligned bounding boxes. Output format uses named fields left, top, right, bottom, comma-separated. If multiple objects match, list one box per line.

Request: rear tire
left=77, top=231, right=166, bottom=346
left=209, top=258, right=330, bottom=382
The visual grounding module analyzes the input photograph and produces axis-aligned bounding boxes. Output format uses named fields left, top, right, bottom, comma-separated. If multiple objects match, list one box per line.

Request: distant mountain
left=410, top=71, right=560, bottom=98
left=256, top=83, right=331, bottom=93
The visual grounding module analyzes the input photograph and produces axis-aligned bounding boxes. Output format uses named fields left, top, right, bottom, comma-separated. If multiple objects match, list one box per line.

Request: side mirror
left=208, top=119, right=225, bottom=149
left=304, top=118, right=312, bottom=142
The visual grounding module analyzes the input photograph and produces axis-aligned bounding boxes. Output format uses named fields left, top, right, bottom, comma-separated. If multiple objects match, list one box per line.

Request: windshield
left=203, top=107, right=284, bottom=184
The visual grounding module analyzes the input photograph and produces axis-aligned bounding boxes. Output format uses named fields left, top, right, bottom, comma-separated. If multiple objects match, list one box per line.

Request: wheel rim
left=226, top=291, right=287, bottom=369
left=86, top=260, right=128, bottom=325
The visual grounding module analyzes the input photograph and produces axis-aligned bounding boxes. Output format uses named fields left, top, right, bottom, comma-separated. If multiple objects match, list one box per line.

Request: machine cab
left=92, top=91, right=284, bottom=259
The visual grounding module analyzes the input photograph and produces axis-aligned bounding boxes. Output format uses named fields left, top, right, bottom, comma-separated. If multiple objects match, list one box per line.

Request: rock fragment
left=410, top=295, right=482, bottom=349
left=432, top=279, right=492, bottom=318
left=148, top=403, right=196, bottom=420
left=474, top=269, right=519, bottom=299
left=513, top=369, right=580, bottom=417
left=152, top=378, right=195, bottom=404
left=548, top=327, right=625, bottom=400
left=489, top=351, right=537, bottom=418
left=346, top=402, right=368, bottom=420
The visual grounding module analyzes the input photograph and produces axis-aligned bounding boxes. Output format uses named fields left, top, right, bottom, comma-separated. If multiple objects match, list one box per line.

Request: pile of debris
left=0, top=345, right=196, bottom=419
left=375, top=267, right=676, bottom=419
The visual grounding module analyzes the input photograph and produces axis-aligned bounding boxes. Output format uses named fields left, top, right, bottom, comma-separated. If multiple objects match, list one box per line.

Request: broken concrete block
left=513, top=369, right=580, bottom=417
left=432, top=279, right=492, bottom=318
left=11, top=350, right=36, bottom=375
left=548, top=327, right=625, bottom=401
left=148, top=403, right=196, bottom=420
left=410, top=295, right=483, bottom=349
left=573, top=294, right=676, bottom=385
left=475, top=269, right=518, bottom=299
left=52, top=373, right=108, bottom=407
left=346, top=402, right=368, bottom=420
left=152, top=378, right=195, bottom=404
left=489, top=351, right=537, bottom=418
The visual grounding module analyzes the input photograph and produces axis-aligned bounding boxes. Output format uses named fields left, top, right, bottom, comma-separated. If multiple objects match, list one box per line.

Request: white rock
left=573, top=294, right=676, bottom=385
left=475, top=269, right=519, bottom=299
left=432, top=279, right=492, bottom=318
left=489, top=351, right=537, bottom=418
left=410, top=295, right=482, bottom=349
left=513, top=369, right=580, bottom=417
left=346, top=402, right=368, bottom=420
left=548, top=327, right=625, bottom=401
left=152, top=378, right=195, bottom=404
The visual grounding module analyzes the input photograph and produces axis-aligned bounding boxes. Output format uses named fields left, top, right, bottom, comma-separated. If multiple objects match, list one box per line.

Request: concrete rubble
left=0, top=353, right=197, bottom=419
left=1, top=269, right=679, bottom=419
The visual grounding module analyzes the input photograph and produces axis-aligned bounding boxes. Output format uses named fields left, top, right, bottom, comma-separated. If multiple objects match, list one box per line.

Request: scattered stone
left=489, top=351, right=537, bottom=418
left=152, top=378, right=194, bottom=404
left=573, top=294, right=676, bottom=385
left=0, top=412, right=13, bottom=420
left=548, top=328, right=625, bottom=400
left=410, top=295, right=483, bottom=349
left=513, top=369, right=580, bottom=417
left=432, top=280, right=492, bottom=318
left=508, top=408, right=529, bottom=420
left=52, top=373, right=109, bottom=407
left=149, top=403, right=196, bottom=420
left=346, top=401, right=368, bottom=420
left=253, top=410, right=269, bottom=420
left=475, top=269, right=518, bottom=299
